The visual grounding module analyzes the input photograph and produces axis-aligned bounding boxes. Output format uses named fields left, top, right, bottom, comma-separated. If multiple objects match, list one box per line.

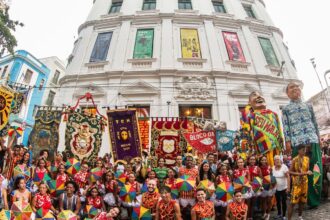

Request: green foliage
left=0, top=7, right=23, bottom=57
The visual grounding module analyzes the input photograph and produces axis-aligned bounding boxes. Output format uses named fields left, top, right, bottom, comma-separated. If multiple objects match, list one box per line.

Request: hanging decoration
left=151, top=118, right=188, bottom=167
left=0, top=85, right=14, bottom=132
left=180, top=29, right=202, bottom=58
left=222, top=32, right=246, bottom=62
left=29, top=108, right=62, bottom=161
left=65, top=93, right=106, bottom=161
left=107, top=109, right=142, bottom=162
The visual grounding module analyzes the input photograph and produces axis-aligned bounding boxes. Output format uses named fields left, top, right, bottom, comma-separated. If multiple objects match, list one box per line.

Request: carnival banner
left=65, top=110, right=103, bottom=161
left=216, top=130, right=237, bottom=152
left=223, top=32, right=245, bottom=62
left=183, top=130, right=216, bottom=154
left=151, top=118, right=188, bottom=166
left=10, top=92, right=26, bottom=114
left=107, top=110, right=142, bottom=162
left=258, top=37, right=279, bottom=67
left=138, top=119, right=150, bottom=150
left=133, top=29, right=154, bottom=59
left=0, top=86, right=14, bottom=132
left=29, top=109, right=62, bottom=161
left=180, top=29, right=201, bottom=58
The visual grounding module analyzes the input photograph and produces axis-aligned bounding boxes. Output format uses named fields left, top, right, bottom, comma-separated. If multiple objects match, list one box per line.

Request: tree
left=0, top=6, right=23, bottom=57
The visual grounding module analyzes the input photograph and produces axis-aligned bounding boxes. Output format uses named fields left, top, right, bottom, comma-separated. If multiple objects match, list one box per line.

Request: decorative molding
left=245, top=17, right=264, bottom=24
left=136, top=10, right=160, bottom=15
left=85, top=61, right=108, bottom=72
left=174, top=9, right=199, bottom=15
left=119, top=80, right=160, bottom=96
left=229, top=83, right=259, bottom=97
left=73, top=83, right=106, bottom=98
left=127, top=58, right=156, bottom=68
left=177, top=58, right=206, bottom=69
left=226, top=61, right=251, bottom=72
left=175, top=76, right=216, bottom=100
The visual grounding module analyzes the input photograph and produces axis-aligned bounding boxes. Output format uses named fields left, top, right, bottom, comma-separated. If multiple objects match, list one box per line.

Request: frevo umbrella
left=132, top=206, right=152, bottom=220
left=85, top=205, right=99, bottom=218
left=0, top=209, right=11, bottom=220
left=47, top=179, right=66, bottom=197
left=90, top=167, right=103, bottom=183
left=8, top=126, right=23, bottom=138
left=119, top=184, right=137, bottom=203
left=215, top=182, right=235, bottom=202
left=115, top=171, right=127, bottom=187
left=13, top=164, right=31, bottom=179
left=313, top=164, right=321, bottom=186
left=252, top=177, right=263, bottom=193
left=197, top=180, right=215, bottom=197
left=11, top=200, right=33, bottom=220
left=262, top=175, right=276, bottom=191
left=33, top=172, right=51, bottom=186
left=57, top=210, right=78, bottom=220
left=36, top=208, right=55, bottom=220
left=233, top=176, right=251, bottom=194
left=176, top=175, right=196, bottom=192
left=65, top=158, right=81, bottom=175
left=165, top=183, right=179, bottom=199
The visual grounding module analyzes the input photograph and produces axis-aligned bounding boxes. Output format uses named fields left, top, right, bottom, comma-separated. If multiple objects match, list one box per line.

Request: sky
left=7, top=0, right=330, bottom=99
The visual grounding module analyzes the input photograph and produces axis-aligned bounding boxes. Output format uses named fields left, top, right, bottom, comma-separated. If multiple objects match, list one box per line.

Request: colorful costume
left=94, top=212, right=113, bottom=220
left=153, top=167, right=168, bottom=185
left=290, top=156, right=309, bottom=204
left=74, top=171, right=89, bottom=188
left=178, top=167, right=198, bottom=207
left=158, top=199, right=177, bottom=220
left=192, top=200, right=215, bottom=219
left=141, top=191, right=160, bottom=214
left=104, top=180, right=118, bottom=206
left=87, top=196, right=103, bottom=209
left=260, top=165, right=275, bottom=197
left=282, top=99, right=322, bottom=207
left=34, top=193, right=52, bottom=211
left=240, top=106, right=284, bottom=166
left=228, top=202, right=248, bottom=220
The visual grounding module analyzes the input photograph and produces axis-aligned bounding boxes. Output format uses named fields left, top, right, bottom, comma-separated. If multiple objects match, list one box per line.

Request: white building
left=39, top=56, right=66, bottom=106
left=57, top=0, right=300, bottom=154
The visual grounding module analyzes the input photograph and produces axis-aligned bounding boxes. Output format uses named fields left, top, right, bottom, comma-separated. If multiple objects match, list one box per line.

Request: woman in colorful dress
left=59, top=181, right=81, bottom=219
left=233, top=158, right=251, bottom=199
left=103, top=170, right=118, bottom=207
left=31, top=182, right=58, bottom=216
left=247, top=155, right=262, bottom=219
left=0, top=175, right=8, bottom=210
left=18, top=151, right=33, bottom=190
left=156, top=186, right=181, bottom=220
left=191, top=188, right=215, bottom=220
left=56, top=164, right=70, bottom=185
left=145, top=170, right=159, bottom=187
left=164, top=168, right=177, bottom=199
left=93, top=206, right=120, bottom=220
left=259, top=155, right=275, bottom=220
left=86, top=186, right=106, bottom=215
left=199, top=162, right=215, bottom=182
left=12, top=176, right=31, bottom=203
left=226, top=191, right=248, bottom=220
left=214, top=164, right=232, bottom=220
left=153, top=158, right=168, bottom=186
left=33, top=158, right=50, bottom=192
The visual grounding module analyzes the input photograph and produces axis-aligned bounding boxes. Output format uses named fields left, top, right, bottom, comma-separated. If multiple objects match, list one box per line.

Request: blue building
left=0, top=50, right=50, bottom=145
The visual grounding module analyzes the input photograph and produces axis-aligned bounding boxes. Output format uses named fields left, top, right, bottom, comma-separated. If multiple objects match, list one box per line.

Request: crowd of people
left=0, top=82, right=328, bottom=220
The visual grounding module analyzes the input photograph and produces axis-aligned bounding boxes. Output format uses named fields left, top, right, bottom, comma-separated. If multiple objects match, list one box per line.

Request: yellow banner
left=180, top=29, right=201, bottom=58
left=0, top=86, right=14, bottom=131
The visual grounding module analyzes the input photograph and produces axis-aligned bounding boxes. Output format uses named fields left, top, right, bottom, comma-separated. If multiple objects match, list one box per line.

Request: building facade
left=0, top=50, right=50, bottom=145
left=57, top=0, right=300, bottom=154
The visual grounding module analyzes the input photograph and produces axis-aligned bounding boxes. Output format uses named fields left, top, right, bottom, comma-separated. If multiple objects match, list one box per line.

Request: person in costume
left=233, top=158, right=251, bottom=199
left=282, top=82, right=322, bottom=208
left=199, top=162, right=215, bottom=182
left=0, top=175, right=8, bottom=210
left=288, top=144, right=312, bottom=220
left=93, top=206, right=120, bottom=220
left=191, top=188, right=215, bottom=220
left=240, top=91, right=284, bottom=167
left=226, top=191, right=248, bottom=220
left=31, top=182, right=58, bottom=216
left=174, top=155, right=184, bottom=174
left=86, top=186, right=106, bottom=214
left=145, top=170, right=159, bottom=187
left=59, top=181, right=81, bottom=219
left=74, top=163, right=90, bottom=189
left=56, top=164, right=69, bottom=185
left=153, top=158, right=168, bottom=186
left=156, top=186, right=181, bottom=220
left=18, top=151, right=33, bottom=190
left=103, top=170, right=118, bottom=207
left=12, top=176, right=31, bottom=203
left=141, top=179, right=161, bottom=217
left=6, top=144, right=22, bottom=179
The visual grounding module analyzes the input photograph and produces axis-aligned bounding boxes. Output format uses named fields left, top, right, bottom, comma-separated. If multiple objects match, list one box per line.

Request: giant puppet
left=240, top=91, right=284, bottom=166
left=282, top=82, right=322, bottom=208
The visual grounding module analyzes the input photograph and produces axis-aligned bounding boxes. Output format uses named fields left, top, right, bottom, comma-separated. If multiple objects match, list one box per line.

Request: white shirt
left=272, top=164, right=289, bottom=191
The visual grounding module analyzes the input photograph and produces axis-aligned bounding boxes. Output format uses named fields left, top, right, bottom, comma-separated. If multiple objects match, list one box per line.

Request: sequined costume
left=192, top=200, right=215, bottom=219
left=291, top=156, right=309, bottom=204
left=158, top=200, right=177, bottom=220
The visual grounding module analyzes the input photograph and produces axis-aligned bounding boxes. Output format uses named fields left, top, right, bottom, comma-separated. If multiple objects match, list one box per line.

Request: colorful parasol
left=115, top=171, right=127, bottom=187
left=197, top=180, right=215, bottom=197
left=215, top=182, right=234, bottom=202
left=119, top=184, right=137, bottom=203
left=262, top=175, right=276, bottom=190
left=65, top=158, right=81, bottom=175
left=90, top=167, right=102, bottom=183
left=11, top=200, right=33, bottom=220
left=0, top=209, right=11, bottom=220
left=57, top=210, right=78, bottom=220
left=85, top=205, right=99, bottom=218
left=8, top=126, right=23, bottom=138
left=48, top=165, right=58, bottom=174
left=252, top=177, right=263, bottom=193
left=176, top=175, right=196, bottom=192
left=39, top=212, right=55, bottom=220
left=233, top=176, right=251, bottom=194
left=165, top=183, right=179, bottom=199
left=36, top=208, right=55, bottom=220
left=33, top=172, right=51, bottom=185
left=132, top=206, right=152, bottom=220
left=313, top=164, right=321, bottom=185
left=13, top=164, right=31, bottom=179
left=47, top=178, right=65, bottom=197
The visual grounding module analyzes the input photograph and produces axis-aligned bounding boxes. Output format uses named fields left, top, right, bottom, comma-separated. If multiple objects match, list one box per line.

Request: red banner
left=183, top=131, right=216, bottom=153
left=138, top=119, right=150, bottom=150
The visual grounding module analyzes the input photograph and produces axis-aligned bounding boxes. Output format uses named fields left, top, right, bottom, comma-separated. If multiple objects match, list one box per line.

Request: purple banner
left=107, top=110, right=142, bottom=162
